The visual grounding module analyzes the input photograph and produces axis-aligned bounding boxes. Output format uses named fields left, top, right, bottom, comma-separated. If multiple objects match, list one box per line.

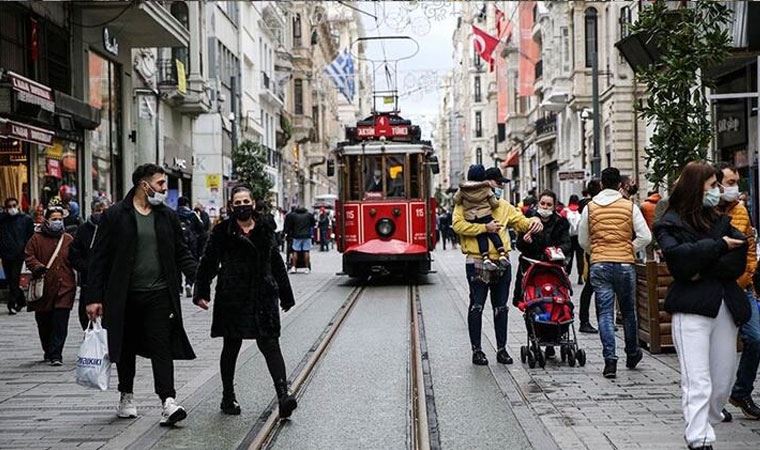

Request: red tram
left=328, top=112, right=440, bottom=279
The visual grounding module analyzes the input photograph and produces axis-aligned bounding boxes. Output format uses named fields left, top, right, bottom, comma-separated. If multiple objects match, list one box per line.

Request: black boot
left=472, top=349, right=489, bottom=366
left=274, top=380, right=297, bottom=419
left=220, top=394, right=241, bottom=415
left=603, top=359, right=617, bottom=379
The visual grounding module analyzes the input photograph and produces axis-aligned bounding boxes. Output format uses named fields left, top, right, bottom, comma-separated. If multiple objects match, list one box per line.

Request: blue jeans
left=590, top=263, right=639, bottom=361
left=732, top=290, right=760, bottom=399
left=465, top=263, right=511, bottom=351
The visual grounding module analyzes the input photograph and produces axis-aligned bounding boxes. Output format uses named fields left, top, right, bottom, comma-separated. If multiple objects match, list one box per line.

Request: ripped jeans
left=466, top=263, right=511, bottom=351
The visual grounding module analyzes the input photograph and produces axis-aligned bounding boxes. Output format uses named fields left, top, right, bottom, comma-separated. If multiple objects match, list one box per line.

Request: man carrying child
left=453, top=165, right=543, bottom=366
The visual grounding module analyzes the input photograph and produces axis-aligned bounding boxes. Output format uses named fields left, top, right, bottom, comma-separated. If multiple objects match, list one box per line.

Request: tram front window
left=364, top=156, right=383, bottom=197
left=386, top=156, right=405, bottom=198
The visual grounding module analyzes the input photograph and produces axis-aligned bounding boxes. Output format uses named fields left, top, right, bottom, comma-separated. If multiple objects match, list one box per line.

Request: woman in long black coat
left=194, top=186, right=297, bottom=418
left=654, top=161, right=749, bottom=450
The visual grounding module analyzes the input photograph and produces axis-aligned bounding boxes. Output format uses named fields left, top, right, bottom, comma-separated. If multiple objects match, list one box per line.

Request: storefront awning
left=55, top=91, right=101, bottom=130
left=502, top=148, right=520, bottom=167
left=0, top=118, right=55, bottom=147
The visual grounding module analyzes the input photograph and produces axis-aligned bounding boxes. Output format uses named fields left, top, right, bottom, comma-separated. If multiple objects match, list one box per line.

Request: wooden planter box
left=636, top=261, right=674, bottom=353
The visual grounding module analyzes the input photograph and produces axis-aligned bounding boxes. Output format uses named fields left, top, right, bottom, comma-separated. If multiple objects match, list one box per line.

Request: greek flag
left=324, top=50, right=355, bottom=103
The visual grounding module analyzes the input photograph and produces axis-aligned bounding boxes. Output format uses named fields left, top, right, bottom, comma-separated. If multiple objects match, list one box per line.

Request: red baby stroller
left=517, top=253, right=586, bottom=368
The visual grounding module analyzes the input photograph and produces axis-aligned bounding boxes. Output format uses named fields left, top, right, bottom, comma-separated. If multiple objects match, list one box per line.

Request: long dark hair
left=667, top=161, right=719, bottom=232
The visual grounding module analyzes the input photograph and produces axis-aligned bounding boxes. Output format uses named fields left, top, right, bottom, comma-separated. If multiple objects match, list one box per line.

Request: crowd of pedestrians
left=2, top=158, right=760, bottom=449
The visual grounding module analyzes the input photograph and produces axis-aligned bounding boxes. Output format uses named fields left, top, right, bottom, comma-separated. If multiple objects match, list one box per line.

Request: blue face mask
left=48, top=220, right=64, bottom=232
left=703, top=187, right=721, bottom=207
left=493, top=187, right=504, bottom=200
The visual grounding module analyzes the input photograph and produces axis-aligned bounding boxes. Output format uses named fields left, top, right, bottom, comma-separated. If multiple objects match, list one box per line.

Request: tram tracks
left=242, top=282, right=438, bottom=450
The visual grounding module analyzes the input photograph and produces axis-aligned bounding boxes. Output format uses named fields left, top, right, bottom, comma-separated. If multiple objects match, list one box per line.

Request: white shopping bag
left=75, top=318, right=112, bottom=391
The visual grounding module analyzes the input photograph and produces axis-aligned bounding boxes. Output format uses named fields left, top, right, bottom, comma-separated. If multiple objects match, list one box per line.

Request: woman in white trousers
left=654, top=161, right=751, bottom=450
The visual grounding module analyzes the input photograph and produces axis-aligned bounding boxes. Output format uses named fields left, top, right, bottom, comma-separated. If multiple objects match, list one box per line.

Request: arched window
left=584, top=8, right=598, bottom=68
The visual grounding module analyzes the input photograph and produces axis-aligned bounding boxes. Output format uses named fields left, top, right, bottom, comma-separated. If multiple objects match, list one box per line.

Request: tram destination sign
left=355, top=124, right=409, bottom=139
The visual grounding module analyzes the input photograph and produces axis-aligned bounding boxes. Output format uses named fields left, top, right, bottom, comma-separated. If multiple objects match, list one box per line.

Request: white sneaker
left=288, top=267, right=297, bottom=274
left=117, top=392, right=137, bottom=418
left=304, top=268, right=311, bottom=274
left=160, top=397, right=187, bottom=427
left=185, top=285, right=192, bottom=297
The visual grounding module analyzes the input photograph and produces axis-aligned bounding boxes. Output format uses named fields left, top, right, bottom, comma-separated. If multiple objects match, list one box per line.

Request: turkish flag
left=472, top=25, right=499, bottom=71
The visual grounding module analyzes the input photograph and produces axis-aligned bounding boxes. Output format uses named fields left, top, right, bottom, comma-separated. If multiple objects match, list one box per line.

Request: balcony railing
left=535, top=113, right=557, bottom=138
left=534, top=60, right=543, bottom=80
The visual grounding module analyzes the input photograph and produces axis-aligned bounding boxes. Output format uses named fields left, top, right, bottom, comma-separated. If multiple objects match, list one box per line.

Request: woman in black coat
left=513, top=190, right=572, bottom=304
left=194, top=186, right=297, bottom=418
left=653, top=161, right=749, bottom=450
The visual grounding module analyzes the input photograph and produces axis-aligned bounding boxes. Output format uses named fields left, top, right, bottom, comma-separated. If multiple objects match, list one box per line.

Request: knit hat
left=467, top=164, right=486, bottom=182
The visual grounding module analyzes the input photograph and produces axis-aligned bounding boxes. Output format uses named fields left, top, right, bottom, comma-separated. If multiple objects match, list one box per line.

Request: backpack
left=566, top=209, right=581, bottom=236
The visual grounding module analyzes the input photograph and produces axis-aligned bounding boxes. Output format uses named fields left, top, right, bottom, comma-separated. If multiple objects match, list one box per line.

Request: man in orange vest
left=640, top=190, right=662, bottom=231
left=578, top=167, right=652, bottom=379
left=716, top=163, right=760, bottom=420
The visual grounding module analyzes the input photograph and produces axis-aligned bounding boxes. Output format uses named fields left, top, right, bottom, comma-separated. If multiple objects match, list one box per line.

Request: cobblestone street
left=0, top=248, right=758, bottom=449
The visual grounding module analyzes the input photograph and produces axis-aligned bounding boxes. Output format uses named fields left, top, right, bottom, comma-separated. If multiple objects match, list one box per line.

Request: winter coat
left=453, top=198, right=532, bottom=257
left=86, top=188, right=198, bottom=363
left=288, top=208, right=315, bottom=239
left=516, top=213, right=572, bottom=262
left=640, top=193, right=661, bottom=230
left=24, top=231, right=76, bottom=312
left=177, top=206, right=207, bottom=258
left=68, top=217, right=98, bottom=288
left=193, top=219, right=294, bottom=339
left=720, top=201, right=757, bottom=290
left=0, top=212, right=35, bottom=261
left=654, top=210, right=750, bottom=325
left=454, top=181, right=500, bottom=221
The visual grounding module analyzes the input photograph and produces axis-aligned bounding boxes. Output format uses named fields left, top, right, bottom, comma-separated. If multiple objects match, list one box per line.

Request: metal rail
left=246, top=284, right=434, bottom=450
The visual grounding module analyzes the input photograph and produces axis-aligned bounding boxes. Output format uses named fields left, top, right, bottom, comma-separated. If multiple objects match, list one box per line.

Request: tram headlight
left=376, top=218, right=395, bottom=238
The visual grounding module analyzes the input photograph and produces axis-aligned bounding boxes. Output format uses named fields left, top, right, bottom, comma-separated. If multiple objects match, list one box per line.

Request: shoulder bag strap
left=47, top=236, right=65, bottom=269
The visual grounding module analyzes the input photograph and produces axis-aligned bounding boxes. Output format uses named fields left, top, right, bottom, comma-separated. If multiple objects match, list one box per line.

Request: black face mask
left=233, top=205, right=254, bottom=221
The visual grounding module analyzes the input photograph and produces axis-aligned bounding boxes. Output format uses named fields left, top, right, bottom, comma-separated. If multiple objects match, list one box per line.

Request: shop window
left=36, top=140, right=80, bottom=214
left=88, top=52, right=123, bottom=202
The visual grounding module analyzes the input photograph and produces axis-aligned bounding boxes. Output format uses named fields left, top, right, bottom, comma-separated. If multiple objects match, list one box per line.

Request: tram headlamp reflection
left=376, top=218, right=395, bottom=238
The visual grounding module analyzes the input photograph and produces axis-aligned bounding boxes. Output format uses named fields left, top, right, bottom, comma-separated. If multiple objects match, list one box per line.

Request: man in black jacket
left=86, top=164, right=198, bottom=427
left=0, top=197, right=34, bottom=315
left=287, top=206, right=316, bottom=273
left=68, top=198, right=110, bottom=329
left=177, top=196, right=206, bottom=297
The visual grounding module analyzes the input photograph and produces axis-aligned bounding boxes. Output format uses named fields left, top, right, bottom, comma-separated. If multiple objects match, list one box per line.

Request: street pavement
left=0, top=246, right=759, bottom=449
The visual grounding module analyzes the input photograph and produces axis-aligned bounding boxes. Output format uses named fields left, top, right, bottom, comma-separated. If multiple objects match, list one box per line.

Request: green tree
left=632, top=0, right=731, bottom=188
left=232, top=140, right=274, bottom=201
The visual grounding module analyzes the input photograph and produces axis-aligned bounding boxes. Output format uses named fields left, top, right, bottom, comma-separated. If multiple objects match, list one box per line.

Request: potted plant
left=627, top=0, right=731, bottom=352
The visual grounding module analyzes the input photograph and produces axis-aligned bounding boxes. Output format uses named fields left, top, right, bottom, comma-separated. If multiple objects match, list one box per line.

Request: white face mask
left=493, top=187, right=503, bottom=199
left=143, top=182, right=166, bottom=206
left=7, top=207, right=19, bottom=216
left=537, top=207, right=553, bottom=218
left=721, top=185, right=740, bottom=203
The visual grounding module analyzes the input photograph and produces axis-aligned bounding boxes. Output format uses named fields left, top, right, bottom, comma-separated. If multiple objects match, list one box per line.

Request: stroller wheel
left=560, top=346, right=568, bottom=363
left=537, top=349, right=546, bottom=368
left=576, top=349, right=587, bottom=367
left=527, top=349, right=537, bottom=369
left=520, top=346, right=528, bottom=364
left=567, top=350, right=577, bottom=367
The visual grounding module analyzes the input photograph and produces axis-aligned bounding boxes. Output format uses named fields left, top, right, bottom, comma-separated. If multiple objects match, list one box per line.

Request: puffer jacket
left=454, top=181, right=500, bottom=221
left=654, top=210, right=750, bottom=325
left=721, top=201, right=756, bottom=290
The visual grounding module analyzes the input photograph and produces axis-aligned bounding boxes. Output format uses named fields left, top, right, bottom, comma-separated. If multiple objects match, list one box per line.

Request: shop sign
left=103, top=27, right=119, bottom=56
left=558, top=170, right=586, bottom=181
left=7, top=71, right=54, bottom=112
left=45, top=141, right=64, bottom=159
left=206, top=174, right=221, bottom=189
left=0, top=119, right=55, bottom=146
left=716, top=102, right=747, bottom=149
